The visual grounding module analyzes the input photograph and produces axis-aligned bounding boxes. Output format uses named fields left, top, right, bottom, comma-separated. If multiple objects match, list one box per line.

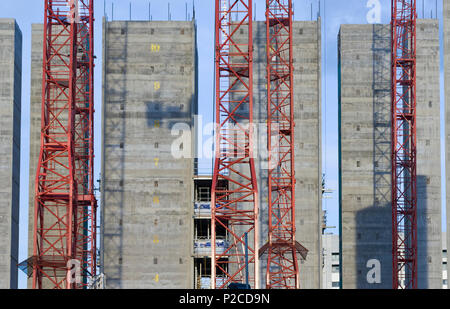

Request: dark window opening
left=194, top=219, right=226, bottom=239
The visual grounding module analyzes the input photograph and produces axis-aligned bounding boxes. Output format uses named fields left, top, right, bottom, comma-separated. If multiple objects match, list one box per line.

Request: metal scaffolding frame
left=259, top=0, right=307, bottom=289
left=391, top=0, right=418, bottom=289
left=211, top=0, right=259, bottom=289
left=30, top=0, right=97, bottom=289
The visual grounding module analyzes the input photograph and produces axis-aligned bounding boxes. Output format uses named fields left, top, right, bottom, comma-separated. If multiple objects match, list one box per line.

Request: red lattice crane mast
left=259, top=0, right=307, bottom=289
left=31, top=0, right=97, bottom=289
left=211, top=0, right=259, bottom=289
left=391, top=0, right=417, bottom=289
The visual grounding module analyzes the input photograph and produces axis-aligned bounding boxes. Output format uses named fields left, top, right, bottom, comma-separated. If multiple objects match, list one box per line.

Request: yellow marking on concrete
left=151, top=44, right=160, bottom=52
left=154, top=81, right=161, bottom=91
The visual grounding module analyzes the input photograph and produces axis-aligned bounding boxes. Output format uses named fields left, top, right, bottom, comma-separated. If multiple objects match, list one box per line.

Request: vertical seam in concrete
left=100, top=16, right=107, bottom=278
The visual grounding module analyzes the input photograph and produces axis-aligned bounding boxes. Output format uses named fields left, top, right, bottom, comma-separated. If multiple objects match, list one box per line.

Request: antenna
left=423, top=0, right=425, bottom=18
left=319, top=0, right=321, bottom=18
left=168, top=3, right=171, bottom=21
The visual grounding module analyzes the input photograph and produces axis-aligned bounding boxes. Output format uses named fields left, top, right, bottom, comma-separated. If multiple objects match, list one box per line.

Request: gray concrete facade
left=101, top=19, right=197, bottom=289
left=0, top=18, right=21, bottom=289
left=338, top=21, right=442, bottom=289
left=27, top=24, right=44, bottom=289
left=444, top=0, right=450, bottom=289
left=245, top=20, right=322, bottom=289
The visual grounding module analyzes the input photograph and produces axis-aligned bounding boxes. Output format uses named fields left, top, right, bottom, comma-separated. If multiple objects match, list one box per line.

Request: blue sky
left=0, top=0, right=446, bottom=289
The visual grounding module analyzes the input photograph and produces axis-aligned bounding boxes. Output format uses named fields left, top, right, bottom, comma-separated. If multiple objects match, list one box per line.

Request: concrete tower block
left=0, top=18, right=22, bottom=289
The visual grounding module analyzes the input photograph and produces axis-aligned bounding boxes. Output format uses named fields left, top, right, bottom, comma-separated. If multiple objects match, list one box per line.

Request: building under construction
left=99, top=15, right=321, bottom=288
left=0, top=0, right=450, bottom=289
left=338, top=19, right=442, bottom=289
left=101, top=19, right=197, bottom=288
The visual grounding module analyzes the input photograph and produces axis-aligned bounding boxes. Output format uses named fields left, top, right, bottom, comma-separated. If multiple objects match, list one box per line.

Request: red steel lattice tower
left=391, top=0, right=417, bottom=289
left=259, top=0, right=307, bottom=289
left=31, top=0, right=96, bottom=289
left=211, top=0, right=259, bottom=289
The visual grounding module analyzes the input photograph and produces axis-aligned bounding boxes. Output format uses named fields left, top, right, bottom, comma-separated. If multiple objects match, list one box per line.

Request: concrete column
left=0, top=18, right=22, bottom=289
left=443, top=0, right=450, bottom=289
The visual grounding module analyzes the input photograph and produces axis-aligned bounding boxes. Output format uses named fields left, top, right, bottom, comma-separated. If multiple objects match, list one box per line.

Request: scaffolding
left=391, top=0, right=418, bottom=289
left=29, top=0, right=97, bottom=289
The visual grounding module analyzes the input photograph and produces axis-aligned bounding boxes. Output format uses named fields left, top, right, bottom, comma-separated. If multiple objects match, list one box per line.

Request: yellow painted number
left=151, top=44, right=160, bottom=52
left=153, top=196, right=159, bottom=204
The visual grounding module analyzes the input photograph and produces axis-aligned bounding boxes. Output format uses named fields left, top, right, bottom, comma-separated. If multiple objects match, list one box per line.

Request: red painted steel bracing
left=32, top=0, right=96, bottom=289
left=264, top=0, right=299, bottom=289
left=391, top=0, right=417, bottom=289
left=211, top=0, right=259, bottom=289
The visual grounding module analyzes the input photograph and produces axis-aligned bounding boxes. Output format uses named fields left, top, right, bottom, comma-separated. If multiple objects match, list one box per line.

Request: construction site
left=0, top=0, right=449, bottom=290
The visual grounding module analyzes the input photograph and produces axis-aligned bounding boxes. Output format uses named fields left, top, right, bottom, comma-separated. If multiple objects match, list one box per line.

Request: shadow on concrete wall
left=417, top=175, right=429, bottom=289
left=102, top=21, right=127, bottom=289
left=355, top=24, right=392, bottom=289
left=355, top=205, right=392, bottom=288
left=145, top=95, right=194, bottom=131
left=372, top=25, right=390, bottom=211
left=355, top=174, right=428, bottom=289
left=355, top=25, right=429, bottom=289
